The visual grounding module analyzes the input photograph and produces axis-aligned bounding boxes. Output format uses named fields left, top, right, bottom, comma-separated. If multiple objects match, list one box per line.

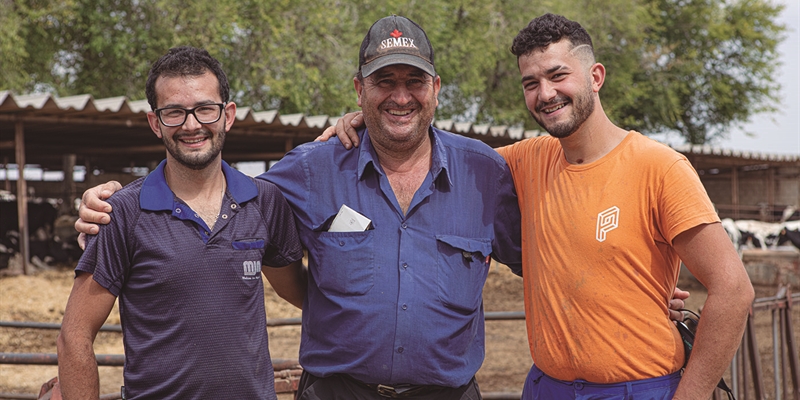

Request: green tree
left=625, top=0, right=785, bottom=144
left=0, top=0, right=786, bottom=145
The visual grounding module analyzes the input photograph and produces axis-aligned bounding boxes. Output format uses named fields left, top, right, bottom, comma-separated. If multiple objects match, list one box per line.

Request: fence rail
left=1, top=296, right=797, bottom=400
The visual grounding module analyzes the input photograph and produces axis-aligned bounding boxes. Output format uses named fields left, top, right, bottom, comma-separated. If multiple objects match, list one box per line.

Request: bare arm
left=262, top=260, right=306, bottom=309
left=57, top=273, right=117, bottom=400
left=75, top=181, right=122, bottom=249
left=316, top=111, right=363, bottom=148
left=671, top=222, right=754, bottom=399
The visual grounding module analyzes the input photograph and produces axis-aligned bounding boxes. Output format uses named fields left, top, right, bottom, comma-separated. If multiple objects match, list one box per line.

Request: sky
left=657, top=0, right=800, bottom=155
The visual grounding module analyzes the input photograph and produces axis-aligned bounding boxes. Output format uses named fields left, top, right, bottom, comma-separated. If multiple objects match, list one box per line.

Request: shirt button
left=401, top=223, right=407, bottom=229
left=575, top=383, right=584, bottom=390
left=175, top=208, right=181, bottom=213
left=401, top=304, right=407, bottom=310
left=402, top=263, right=408, bottom=269
left=230, top=204, right=237, bottom=209
left=221, top=214, right=228, bottom=219
left=397, top=347, right=404, bottom=353
left=194, top=213, right=199, bottom=218
left=339, top=241, right=345, bottom=246
left=204, top=231, right=209, bottom=235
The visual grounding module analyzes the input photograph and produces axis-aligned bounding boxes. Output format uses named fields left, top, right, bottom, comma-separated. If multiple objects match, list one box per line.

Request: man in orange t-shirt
left=494, top=13, right=752, bottom=399
left=322, top=13, right=753, bottom=400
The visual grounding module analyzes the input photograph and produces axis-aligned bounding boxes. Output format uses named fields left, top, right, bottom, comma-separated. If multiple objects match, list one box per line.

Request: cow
left=0, top=200, right=82, bottom=271
left=732, top=220, right=784, bottom=250
left=778, top=220, right=800, bottom=250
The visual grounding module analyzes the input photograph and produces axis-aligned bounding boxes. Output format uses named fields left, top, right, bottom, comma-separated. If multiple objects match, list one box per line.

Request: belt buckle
left=376, top=384, right=400, bottom=398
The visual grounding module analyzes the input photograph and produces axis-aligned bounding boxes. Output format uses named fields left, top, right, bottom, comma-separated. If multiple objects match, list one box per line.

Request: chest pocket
left=311, top=230, right=375, bottom=296
left=230, top=238, right=267, bottom=290
left=436, top=235, right=492, bottom=313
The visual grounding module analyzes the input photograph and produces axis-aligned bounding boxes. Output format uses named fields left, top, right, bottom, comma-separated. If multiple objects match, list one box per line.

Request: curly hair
left=511, top=13, right=594, bottom=60
left=145, top=46, right=230, bottom=110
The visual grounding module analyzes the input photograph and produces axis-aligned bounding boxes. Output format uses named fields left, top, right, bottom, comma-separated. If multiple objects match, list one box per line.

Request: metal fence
left=1, top=291, right=798, bottom=400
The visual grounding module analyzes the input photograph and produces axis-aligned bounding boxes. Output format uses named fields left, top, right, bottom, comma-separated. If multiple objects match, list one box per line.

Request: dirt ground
left=1, top=262, right=797, bottom=399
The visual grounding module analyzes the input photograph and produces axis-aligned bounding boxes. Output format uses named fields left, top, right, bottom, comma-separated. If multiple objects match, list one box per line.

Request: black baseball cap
left=358, top=15, right=435, bottom=78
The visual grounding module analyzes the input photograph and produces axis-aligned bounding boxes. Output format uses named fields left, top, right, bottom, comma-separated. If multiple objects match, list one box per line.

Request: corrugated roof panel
left=472, top=124, right=490, bottom=135
left=305, top=115, right=329, bottom=129
left=489, top=126, right=507, bottom=137
left=54, top=94, right=93, bottom=110
left=92, top=96, right=128, bottom=112
left=434, top=119, right=454, bottom=131
left=279, top=113, right=304, bottom=126
left=252, top=110, right=278, bottom=124
left=128, top=99, right=150, bottom=113
left=14, top=93, right=56, bottom=110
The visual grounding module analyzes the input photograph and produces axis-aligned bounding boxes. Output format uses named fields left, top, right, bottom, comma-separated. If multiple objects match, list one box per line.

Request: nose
left=538, top=80, right=556, bottom=102
left=391, top=83, right=413, bottom=105
left=181, top=111, right=203, bottom=130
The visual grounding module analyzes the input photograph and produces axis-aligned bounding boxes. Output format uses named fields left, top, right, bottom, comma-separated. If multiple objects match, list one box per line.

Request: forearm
left=57, top=334, right=101, bottom=400
left=263, top=260, right=307, bottom=309
left=672, top=287, right=752, bottom=398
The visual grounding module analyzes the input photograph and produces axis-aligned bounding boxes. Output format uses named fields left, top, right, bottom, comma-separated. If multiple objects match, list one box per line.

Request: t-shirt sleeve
left=75, top=196, right=134, bottom=297
left=657, top=158, right=720, bottom=243
left=256, top=180, right=304, bottom=267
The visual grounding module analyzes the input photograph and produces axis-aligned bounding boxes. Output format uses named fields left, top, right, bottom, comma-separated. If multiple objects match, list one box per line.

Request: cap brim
left=361, top=54, right=435, bottom=78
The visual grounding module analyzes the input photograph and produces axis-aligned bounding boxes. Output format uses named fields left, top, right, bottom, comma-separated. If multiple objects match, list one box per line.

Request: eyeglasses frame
left=153, top=103, right=226, bottom=127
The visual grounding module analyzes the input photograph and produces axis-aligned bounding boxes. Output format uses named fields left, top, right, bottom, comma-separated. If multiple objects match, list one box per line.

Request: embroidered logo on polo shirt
left=596, top=206, right=620, bottom=242
left=243, top=260, right=261, bottom=278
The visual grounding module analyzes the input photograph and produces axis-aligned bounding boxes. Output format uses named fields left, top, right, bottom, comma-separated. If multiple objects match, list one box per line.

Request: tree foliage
left=0, top=0, right=785, bottom=144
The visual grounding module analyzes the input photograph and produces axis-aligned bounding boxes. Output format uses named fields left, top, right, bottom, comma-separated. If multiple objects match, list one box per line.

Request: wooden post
left=732, top=166, right=740, bottom=220
left=14, top=120, right=29, bottom=274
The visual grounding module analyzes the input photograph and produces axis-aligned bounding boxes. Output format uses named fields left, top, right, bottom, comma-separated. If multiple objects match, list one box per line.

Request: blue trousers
left=522, top=364, right=681, bottom=400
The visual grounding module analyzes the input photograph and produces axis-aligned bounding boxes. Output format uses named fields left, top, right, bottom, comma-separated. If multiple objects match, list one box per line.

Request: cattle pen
left=1, top=286, right=798, bottom=400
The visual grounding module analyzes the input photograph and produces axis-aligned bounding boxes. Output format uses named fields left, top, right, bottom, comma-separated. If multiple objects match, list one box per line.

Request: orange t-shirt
left=497, top=132, right=719, bottom=383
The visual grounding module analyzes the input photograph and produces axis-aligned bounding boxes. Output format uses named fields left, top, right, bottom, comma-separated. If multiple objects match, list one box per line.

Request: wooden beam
left=14, top=120, right=29, bottom=274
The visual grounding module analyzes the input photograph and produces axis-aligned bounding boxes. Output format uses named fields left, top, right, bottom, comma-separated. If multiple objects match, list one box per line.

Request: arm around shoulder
left=57, top=272, right=117, bottom=400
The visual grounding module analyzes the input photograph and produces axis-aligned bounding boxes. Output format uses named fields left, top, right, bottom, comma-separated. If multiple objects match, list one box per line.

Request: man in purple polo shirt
left=57, top=46, right=305, bottom=400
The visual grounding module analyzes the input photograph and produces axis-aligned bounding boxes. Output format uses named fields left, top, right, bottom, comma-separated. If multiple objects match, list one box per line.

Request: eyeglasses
left=154, top=103, right=225, bottom=127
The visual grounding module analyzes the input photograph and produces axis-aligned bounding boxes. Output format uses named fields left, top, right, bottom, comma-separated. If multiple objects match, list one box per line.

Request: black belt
left=342, top=375, right=446, bottom=398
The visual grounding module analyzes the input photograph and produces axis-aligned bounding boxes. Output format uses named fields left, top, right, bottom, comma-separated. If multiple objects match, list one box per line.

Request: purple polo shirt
left=77, top=160, right=303, bottom=400
left=261, top=127, right=522, bottom=387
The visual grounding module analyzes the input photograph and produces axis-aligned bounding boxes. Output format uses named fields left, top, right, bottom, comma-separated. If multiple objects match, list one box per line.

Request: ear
left=223, top=102, right=236, bottom=132
left=433, top=75, right=441, bottom=108
left=147, top=111, right=163, bottom=138
left=354, top=76, right=363, bottom=107
left=590, top=62, right=606, bottom=93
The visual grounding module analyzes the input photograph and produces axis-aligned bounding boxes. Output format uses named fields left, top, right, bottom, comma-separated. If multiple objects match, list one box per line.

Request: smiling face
left=147, top=71, right=235, bottom=170
left=518, top=39, right=602, bottom=139
left=355, top=64, right=440, bottom=153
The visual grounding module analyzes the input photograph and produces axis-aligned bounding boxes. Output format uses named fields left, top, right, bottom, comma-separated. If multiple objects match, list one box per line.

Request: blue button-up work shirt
left=261, top=126, right=521, bottom=387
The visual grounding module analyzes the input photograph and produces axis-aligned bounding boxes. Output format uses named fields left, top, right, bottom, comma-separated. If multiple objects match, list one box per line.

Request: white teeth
left=182, top=138, right=206, bottom=144
left=543, top=104, right=565, bottom=113
left=388, top=109, right=412, bottom=116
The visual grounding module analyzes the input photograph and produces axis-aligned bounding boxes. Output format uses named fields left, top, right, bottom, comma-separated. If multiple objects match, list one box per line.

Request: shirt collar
left=140, top=159, right=258, bottom=211
left=356, top=126, right=453, bottom=187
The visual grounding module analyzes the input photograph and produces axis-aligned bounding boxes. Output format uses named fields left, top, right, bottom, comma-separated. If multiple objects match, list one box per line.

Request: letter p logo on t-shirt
left=596, top=206, right=620, bottom=242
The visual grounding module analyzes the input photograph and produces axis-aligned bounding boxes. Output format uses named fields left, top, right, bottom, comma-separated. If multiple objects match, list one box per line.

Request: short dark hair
left=511, top=14, right=594, bottom=60
left=145, top=46, right=230, bottom=109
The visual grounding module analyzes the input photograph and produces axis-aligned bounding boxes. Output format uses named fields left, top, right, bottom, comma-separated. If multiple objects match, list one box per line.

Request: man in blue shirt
left=58, top=46, right=305, bottom=399
left=75, top=16, right=522, bottom=400
left=261, top=15, right=522, bottom=399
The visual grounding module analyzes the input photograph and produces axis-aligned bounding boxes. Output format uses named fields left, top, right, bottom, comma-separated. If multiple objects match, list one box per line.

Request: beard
left=162, top=126, right=226, bottom=170
left=361, top=98, right=436, bottom=153
left=531, top=84, right=595, bottom=139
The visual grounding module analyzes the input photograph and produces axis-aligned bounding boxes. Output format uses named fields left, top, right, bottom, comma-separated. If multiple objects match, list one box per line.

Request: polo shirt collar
left=356, top=126, right=453, bottom=187
left=140, top=159, right=258, bottom=211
